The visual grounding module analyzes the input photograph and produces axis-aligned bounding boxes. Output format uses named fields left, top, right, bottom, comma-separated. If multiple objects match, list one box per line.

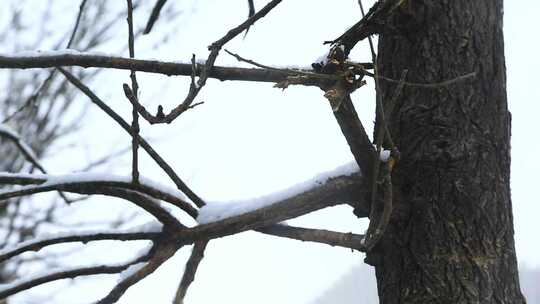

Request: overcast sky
left=3, top=0, right=539, bottom=303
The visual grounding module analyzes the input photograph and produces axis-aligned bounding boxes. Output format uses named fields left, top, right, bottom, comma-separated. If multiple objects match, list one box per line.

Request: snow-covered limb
left=0, top=50, right=372, bottom=84
left=0, top=171, right=186, bottom=199
left=0, top=171, right=197, bottom=219
left=183, top=171, right=367, bottom=243
left=0, top=52, right=298, bottom=83
left=0, top=49, right=115, bottom=58
left=197, top=161, right=360, bottom=224
left=0, top=174, right=183, bottom=228
left=0, top=164, right=370, bottom=302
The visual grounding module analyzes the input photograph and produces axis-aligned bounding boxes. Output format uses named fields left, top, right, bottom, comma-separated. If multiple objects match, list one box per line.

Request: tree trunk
left=368, top=1, right=526, bottom=303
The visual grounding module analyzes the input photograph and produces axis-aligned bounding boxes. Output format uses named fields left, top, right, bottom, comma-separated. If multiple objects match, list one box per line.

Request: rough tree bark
left=369, top=1, right=525, bottom=303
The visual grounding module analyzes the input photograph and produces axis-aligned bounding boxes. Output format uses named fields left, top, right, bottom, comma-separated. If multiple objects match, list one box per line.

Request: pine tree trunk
left=369, top=1, right=526, bottom=303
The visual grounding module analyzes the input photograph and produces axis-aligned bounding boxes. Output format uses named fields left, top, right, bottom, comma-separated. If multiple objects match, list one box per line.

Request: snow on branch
left=197, top=161, right=360, bottom=224
left=0, top=171, right=197, bottom=219
left=0, top=51, right=302, bottom=83
left=0, top=163, right=370, bottom=301
left=182, top=172, right=367, bottom=243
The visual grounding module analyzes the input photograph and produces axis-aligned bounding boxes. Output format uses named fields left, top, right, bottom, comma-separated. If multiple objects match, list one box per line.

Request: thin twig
left=126, top=0, right=140, bottom=184
left=127, top=0, right=284, bottom=124
left=144, top=0, right=168, bottom=34
left=173, top=240, right=209, bottom=303
left=244, top=0, right=256, bottom=36
left=225, top=49, right=337, bottom=79
left=67, top=0, right=89, bottom=49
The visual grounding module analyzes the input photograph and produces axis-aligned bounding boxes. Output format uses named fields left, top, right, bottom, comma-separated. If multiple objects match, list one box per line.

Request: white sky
left=3, top=0, right=540, bottom=303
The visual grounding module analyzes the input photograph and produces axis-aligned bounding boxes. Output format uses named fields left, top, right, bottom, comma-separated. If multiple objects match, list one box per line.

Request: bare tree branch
left=0, top=232, right=159, bottom=264
left=0, top=169, right=370, bottom=301
left=256, top=224, right=365, bottom=251
left=126, top=0, right=141, bottom=184
left=0, top=172, right=197, bottom=220
left=67, top=0, right=89, bottom=49
left=0, top=126, right=45, bottom=173
left=173, top=240, right=208, bottom=304
left=332, top=95, right=376, bottom=180
left=179, top=173, right=367, bottom=243
left=57, top=68, right=205, bottom=208
left=144, top=0, right=169, bottom=34
left=0, top=53, right=307, bottom=82
left=326, top=0, right=402, bottom=55
left=124, top=0, right=284, bottom=124
left=97, top=241, right=178, bottom=304
left=0, top=256, right=149, bottom=300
